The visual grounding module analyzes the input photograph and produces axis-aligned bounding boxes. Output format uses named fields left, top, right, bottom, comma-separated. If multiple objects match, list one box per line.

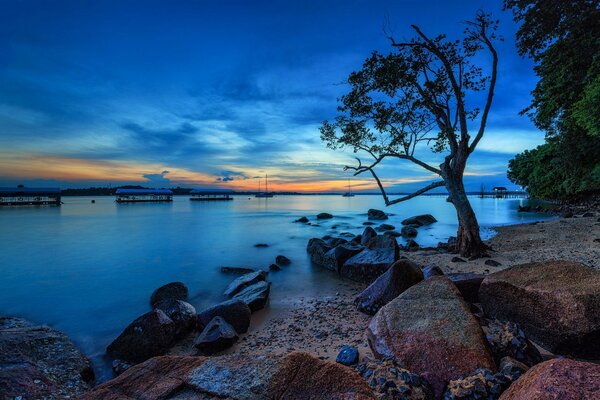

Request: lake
left=0, top=194, right=549, bottom=381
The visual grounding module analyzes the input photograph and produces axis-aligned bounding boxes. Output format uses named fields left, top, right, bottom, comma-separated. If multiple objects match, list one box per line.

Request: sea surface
left=0, top=194, right=551, bottom=381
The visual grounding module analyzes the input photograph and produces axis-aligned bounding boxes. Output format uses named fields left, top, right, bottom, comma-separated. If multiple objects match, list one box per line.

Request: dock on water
left=115, top=188, right=173, bottom=203
left=0, top=187, right=62, bottom=206
left=190, top=189, right=233, bottom=201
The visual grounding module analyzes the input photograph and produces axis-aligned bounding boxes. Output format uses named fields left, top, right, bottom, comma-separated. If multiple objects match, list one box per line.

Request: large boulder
left=360, top=226, right=377, bottom=246
left=0, top=317, right=94, bottom=399
left=447, top=272, right=485, bottom=303
left=479, top=261, right=600, bottom=358
left=194, top=316, right=239, bottom=355
left=340, top=247, right=398, bottom=284
left=223, top=270, right=268, bottom=297
left=354, top=259, right=424, bottom=315
left=307, top=238, right=333, bottom=267
left=367, top=208, right=388, bottom=220
left=401, top=214, right=437, bottom=226
left=367, top=276, right=495, bottom=398
left=153, top=299, right=197, bottom=339
left=150, top=282, right=188, bottom=307
left=81, top=352, right=376, bottom=400
left=317, top=212, right=334, bottom=219
left=106, top=309, right=176, bottom=363
left=323, top=243, right=364, bottom=273
left=499, top=358, right=600, bottom=400
left=197, top=299, right=251, bottom=334
left=366, top=233, right=399, bottom=255
left=400, top=225, right=418, bottom=238
left=232, top=280, right=271, bottom=312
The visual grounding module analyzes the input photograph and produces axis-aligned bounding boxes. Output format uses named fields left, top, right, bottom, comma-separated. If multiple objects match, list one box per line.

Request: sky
left=0, top=0, right=544, bottom=193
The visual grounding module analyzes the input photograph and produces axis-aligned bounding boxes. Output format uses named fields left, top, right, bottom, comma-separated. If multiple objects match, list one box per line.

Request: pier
left=115, top=189, right=173, bottom=203
left=0, top=187, right=62, bottom=206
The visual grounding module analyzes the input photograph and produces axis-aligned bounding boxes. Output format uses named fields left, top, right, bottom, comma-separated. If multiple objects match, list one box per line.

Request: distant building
left=0, top=187, right=62, bottom=206
left=189, top=189, right=233, bottom=201
left=115, top=188, right=173, bottom=203
left=493, top=186, right=508, bottom=198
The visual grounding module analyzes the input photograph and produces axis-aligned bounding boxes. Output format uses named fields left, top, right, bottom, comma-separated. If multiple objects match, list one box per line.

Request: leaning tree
left=320, top=11, right=499, bottom=257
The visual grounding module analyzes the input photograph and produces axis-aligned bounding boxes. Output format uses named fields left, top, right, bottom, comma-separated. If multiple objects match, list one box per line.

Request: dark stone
left=111, top=359, right=132, bottom=376
left=406, top=239, right=420, bottom=251
left=197, top=299, right=251, bottom=334
left=447, top=272, right=485, bottom=303
left=307, top=238, right=333, bottom=267
left=561, top=211, right=573, bottom=218
left=223, top=270, right=268, bottom=297
left=106, top=309, right=176, bottom=364
left=485, top=259, right=502, bottom=267
left=355, top=259, right=424, bottom=315
left=443, top=368, right=519, bottom=400
left=400, top=225, right=418, bottom=238
left=275, top=255, right=291, bottom=266
left=149, top=282, right=188, bottom=307
left=383, top=230, right=402, bottom=237
left=317, top=212, right=333, bottom=219
left=486, top=320, right=543, bottom=367
left=269, top=263, right=281, bottom=271
left=341, top=247, right=398, bottom=284
left=254, top=243, right=269, bottom=247
left=451, top=256, right=466, bottom=263
left=335, top=345, right=359, bottom=366
left=518, top=205, right=532, bottom=212
left=233, top=280, right=271, bottom=312
left=0, top=317, right=94, bottom=399
left=376, top=223, right=395, bottom=231
left=423, top=265, right=444, bottom=279
left=295, top=216, right=309, bottom=223
left=220, top=266, right=256, bottom=274
left=362, top=221, right=376, bottom=225
left=323, top=243, right=364, bottom=273
left=360, top=226, right=377, bottom=246
left=153, top=299, right=197, bottom=339
left=367, top=208, right=388, bottom=220
left=193, top=316, right=239, bottom=355
left=401, top=214, right=437, bottom=226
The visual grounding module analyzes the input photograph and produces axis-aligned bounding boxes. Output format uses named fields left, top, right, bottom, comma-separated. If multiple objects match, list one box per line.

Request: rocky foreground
left=2, top=209, right=600, bottom=399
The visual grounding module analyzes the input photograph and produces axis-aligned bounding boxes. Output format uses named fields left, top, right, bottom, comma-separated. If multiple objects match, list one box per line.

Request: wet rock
left=307, top=238, right=333, bottom=267
left=112, top=359, right=133, bottom=376
left=295, top=216, right=309, bottom=223
left=363, top=221, right=376, bottom=225
left=498, top=357, right=529, bottom=378
left=499, top=358, right=600, bottom=400
left=486, top=320, right=542, bottom=367
left=401, top=214, right=437, bottom=226
left=336, top=345, right=359, bottom=366
left=423, top=265, right=444, bottom=279
left=479, top=261, right=600, bottom=358
left=82, top=352, right=376, bottom=400
left=254, top=243, right=269, bottom=247
left=223, top=270, right=268, bottom=297
left=447, top=272, right=485, bottom=303
left=443, top=368, right=518, bottom=400
left=0, top=317, right=94, bottom=399
left=376, top=223, right=396, bottom=231
left=367, top=234, right=399, bottom=254
left=317, top=212, right=334, bottom=219
left=367, top=277, right=495, bottom=398
left=355, top=358, right=435, bottom=400
left=194, top=316, right=239, bottom=355
left=327, top=237, right=348, bottom=247
left=269, top=263, right=281, bottom=271
left=401, top=225, right=418, bottom=238
left=383, top=230, right=402, bottom=237
left=324, top=243, right=364, bottom=273
left=355, top=259, right=424, bottom=315
left=368, top=208, right=388, bottom=220
left=233, top=280, right=271, bottom=312
left=276, top=255, right=291, bottom=265
left=153, top=299, right=197, bottom=339
left=485, top=259, right=502, bottom=267
left=150, top=282, right=188, bottom=307
left=451, top=256, right=466, bottom=263
left=341, top=247, right=398, bottom=284
left=406, top=239, right=420, bottom=251
left=197, top=299, right=251, bottom=334
left=220, top=266, right=256, bottom=274
left=361, top=226, right=378, bottom=246
left=106, top=309, right=176, bottom=364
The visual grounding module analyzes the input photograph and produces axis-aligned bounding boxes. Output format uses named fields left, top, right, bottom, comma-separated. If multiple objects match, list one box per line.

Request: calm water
left=0, top=194, right=549, bottom=380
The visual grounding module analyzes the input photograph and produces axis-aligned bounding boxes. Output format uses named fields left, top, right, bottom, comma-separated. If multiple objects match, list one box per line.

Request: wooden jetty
left=115, top=188, right=173, bottom=203
left=0, top=187, right=62, bottom=206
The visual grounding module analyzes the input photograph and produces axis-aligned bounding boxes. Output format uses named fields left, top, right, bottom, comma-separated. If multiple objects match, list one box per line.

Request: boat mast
left=265, top=174, right=268, bottom=193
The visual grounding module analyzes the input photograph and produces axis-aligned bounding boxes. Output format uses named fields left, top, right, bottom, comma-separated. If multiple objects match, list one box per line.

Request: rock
left=451, top=256, right=466, bottom=263
left=317, top=212, right=334, bottom=219
left=0, top=317, right=94, bottom=399
left=307, top=238, right=333, bottom=266
left=354, top=259, right=424, bottom=315
left=366, top=233, right=399, bottom=254
left=479, top=261, right=600, bottom=358
left=383, top=230, right=402, bottom=237
left=327, top=237, right=348, bottom=247
left=367, top=276, right=495, bottom=398
left=499, top=358, right=600, bottom=400
left=323, top=243, right=364, bottom=273
left=356, top=358, right=434, bottom=400
left=153, top=299, right=197, bottom=339
left=295, top=216, right=309, bottom=223
left=81, top=352, right=376, bottom=400
left=363, top=221, right=376, bottom=225
left=275, top=255, right=291, bottom=265
left=223, top=270, right=268, bottom=297
left=254, top=243, right=269, bottom=247
left=150, top=281, right=188, bottom=307
left=486, top=320, right=542, bottom=367
left=406, top=239, right=420, bottom=251
left=233, top=280, right=271, bottom=312
left=423, top=265, right=444, bottom=279
left=376, top=223, right=395, bottom=231
left=106, top=309, right=177, bottom=364
left=336, top=345, right=359, bottom=366
left=401, top=225, right=418, bottom=238
left=446, top=272, right=485, bottom=303
left=401, top=214, right=437, bottom=226
left=368, top=208, right=388, bottom=220
left=361, top=226, right=378, bottom=246
left=194, top=316, right=239, bottom=355
left=269, top=263, right=281, bottom=271
left=197, top=299, right=251, bottom=334
left=443, top=368, right=518, bottom=400
left=220, top=266, right=256, bottom=274
left=485, top=259, right=502, bottom=267
left=499, top=357, right=529, bottom=377
left=561, top=211, right=573, bottom=218
left=111, top=359, right=133, bottom=376
left=341, top=247, right=398, bottom=284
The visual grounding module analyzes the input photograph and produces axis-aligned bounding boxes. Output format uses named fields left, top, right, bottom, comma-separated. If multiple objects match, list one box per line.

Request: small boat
left=342, top=180, right=355, bottom=197
left=255, top=174, right=274, bottom=198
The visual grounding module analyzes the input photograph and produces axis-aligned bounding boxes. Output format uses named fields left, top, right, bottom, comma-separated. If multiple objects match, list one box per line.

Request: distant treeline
left=61, top=186, right=195, bottom=196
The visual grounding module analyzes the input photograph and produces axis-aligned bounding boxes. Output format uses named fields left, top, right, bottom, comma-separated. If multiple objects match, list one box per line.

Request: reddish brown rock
left=499, top=358, right=600, bottom=400
left=367, top=276, right=495, bottom=398
left=479, top=261, right=600, bottom=358
left=82, top=352, right=375, bottom=399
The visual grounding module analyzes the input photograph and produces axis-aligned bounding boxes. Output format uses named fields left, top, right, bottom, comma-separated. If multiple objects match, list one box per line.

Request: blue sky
left=0, top=0, right=543, bottom=192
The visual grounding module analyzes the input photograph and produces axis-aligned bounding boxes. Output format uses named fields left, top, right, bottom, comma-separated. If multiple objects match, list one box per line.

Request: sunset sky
left=0, top=0, right=544, bottom=192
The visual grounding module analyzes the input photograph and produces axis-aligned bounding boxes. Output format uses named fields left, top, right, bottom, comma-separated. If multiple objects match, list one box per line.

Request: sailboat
left=342, top=180, right=355, bottom=197
left=255, top=174, right=274, bottom=198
